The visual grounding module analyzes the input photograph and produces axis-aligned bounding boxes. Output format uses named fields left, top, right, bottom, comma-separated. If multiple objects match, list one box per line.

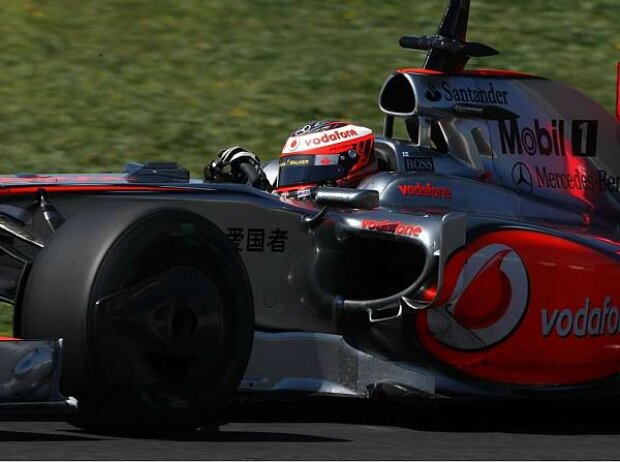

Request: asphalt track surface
left=1, top=399, right=619, bottom=460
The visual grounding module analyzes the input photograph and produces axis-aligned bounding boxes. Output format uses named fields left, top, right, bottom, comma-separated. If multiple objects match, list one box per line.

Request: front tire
left=19, top=203, right=253, bottom=436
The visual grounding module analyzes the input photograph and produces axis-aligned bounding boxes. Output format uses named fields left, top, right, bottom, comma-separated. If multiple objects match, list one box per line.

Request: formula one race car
left=0, top=0, right=619, bottom=435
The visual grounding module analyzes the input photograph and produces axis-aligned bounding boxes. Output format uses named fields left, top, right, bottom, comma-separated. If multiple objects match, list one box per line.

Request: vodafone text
left=303, top=129, right=358, bottom=147
left=399, top=183, right=453, bottom=199
left=542, top=296, right=620, bottom=338
left=361, top=220, right=423, bottom=237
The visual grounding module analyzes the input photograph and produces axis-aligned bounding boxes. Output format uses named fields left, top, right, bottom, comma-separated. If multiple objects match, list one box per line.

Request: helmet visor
left=278, top=154, right=345, bottom=188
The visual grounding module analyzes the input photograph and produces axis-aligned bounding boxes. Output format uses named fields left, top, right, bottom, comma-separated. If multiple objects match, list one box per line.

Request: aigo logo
left=427, top=244, right=529, bottom=350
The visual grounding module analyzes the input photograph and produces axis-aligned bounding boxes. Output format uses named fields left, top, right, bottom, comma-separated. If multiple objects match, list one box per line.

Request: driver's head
left=276, top=120, right=377, bottom=194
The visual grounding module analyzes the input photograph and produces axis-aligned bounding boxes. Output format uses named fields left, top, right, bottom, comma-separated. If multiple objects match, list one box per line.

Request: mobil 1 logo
left=498, top=119, right=599, bottom=157
left=572, top=120, right=598, bottom=158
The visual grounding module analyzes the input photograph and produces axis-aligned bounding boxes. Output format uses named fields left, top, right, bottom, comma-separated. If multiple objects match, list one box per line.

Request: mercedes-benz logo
left=511, top=162, right=533, bottom=193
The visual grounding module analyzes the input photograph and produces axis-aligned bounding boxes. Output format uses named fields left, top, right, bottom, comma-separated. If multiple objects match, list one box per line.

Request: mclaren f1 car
left=0, top=0, right=618, bottom=435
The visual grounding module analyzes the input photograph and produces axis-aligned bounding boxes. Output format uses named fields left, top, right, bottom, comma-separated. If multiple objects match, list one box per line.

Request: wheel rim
left=92, top=265, right=225, bottom=404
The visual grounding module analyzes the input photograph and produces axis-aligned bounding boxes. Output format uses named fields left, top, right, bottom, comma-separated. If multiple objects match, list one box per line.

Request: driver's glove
left=204, top=146, right=271, bottom=190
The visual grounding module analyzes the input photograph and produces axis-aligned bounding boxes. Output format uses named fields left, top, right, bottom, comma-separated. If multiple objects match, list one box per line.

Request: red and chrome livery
left=1, top=0, right=620, bottom=436
left=417, top=231, right=620, bottom=385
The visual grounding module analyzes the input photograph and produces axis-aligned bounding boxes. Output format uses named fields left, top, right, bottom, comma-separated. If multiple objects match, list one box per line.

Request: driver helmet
left=276, top=120, right=377, bottom=194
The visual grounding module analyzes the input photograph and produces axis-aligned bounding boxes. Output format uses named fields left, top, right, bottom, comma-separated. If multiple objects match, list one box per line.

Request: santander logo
left=427, top=244, right=529, bottom=350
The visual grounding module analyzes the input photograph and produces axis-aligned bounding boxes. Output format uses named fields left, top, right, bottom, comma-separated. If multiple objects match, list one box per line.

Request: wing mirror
left=314, top=187, right=379, bottom=210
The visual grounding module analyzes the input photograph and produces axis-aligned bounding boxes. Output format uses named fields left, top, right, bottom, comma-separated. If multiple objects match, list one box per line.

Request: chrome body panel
left=0, top=339, right=75, bottom=418
left=241, top=332, right=435, bottom=397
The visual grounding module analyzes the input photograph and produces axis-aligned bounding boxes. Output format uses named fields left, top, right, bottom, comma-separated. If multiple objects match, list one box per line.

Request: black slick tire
left=19, top=203, right=253, bottom=436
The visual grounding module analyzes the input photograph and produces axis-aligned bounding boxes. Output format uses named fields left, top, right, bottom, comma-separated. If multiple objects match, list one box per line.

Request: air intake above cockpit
left=378, top=73, right=418, bottom=117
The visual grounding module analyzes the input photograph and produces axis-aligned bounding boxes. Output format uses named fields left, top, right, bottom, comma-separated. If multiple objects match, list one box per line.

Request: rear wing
left=399, top=0, right=498, bottom=72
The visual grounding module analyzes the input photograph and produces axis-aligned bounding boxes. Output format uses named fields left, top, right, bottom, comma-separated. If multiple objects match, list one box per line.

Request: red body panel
left=417, top=230, right=620, bottom=386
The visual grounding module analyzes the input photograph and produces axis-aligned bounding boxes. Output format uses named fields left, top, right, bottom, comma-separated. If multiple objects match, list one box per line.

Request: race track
left=0, top=400, right=618, bottom=460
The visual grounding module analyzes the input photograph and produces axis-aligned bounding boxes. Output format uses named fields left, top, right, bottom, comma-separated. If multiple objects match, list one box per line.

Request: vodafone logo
left=361, top=219, right=423, bottom=237
left=304, top=129, right=358, bottom=147
left=282, top=125, right=372, bottom=154
left=399, top=182, right=452, bottom=199
left=427, top=244, right=529, bottom=350
left=288, top=138, right=300, bottom=151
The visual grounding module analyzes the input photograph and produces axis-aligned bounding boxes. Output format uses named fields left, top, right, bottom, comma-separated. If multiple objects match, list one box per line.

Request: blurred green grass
left=0, top=303, right=12, bottom=337
left=0, top=0, right=618, bottom=177
left=0, top=0, right=618, bottom=336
